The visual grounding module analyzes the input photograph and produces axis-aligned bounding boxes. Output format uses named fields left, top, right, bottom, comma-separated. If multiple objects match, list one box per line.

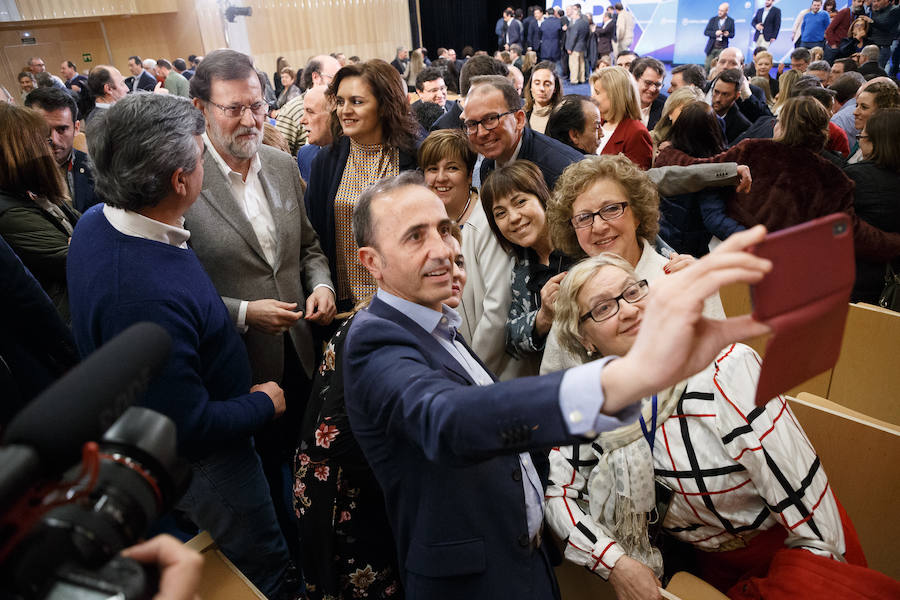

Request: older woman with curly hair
left=544, top=253, right=880, bottom=600
left=304, top=59, right=420, bottom=312
left=524, top=60, right=563, bottom=133
left=540, top=154, right=724, bottom=374
left=657, top=96, right=900, bottom=263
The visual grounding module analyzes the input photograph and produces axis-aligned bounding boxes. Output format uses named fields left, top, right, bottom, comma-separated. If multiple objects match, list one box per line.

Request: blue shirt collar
left=375, top=289, right=462, bottom=339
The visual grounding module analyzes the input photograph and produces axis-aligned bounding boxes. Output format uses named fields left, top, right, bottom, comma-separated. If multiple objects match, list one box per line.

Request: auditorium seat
left=789, top=392, right=900, bottom=580
left=185, top=531, right=266, bottom=599
left=826, top=303, right=900, bottom=425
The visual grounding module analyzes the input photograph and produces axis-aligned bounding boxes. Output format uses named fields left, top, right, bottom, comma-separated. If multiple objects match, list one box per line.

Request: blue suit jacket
left=704, top=15, right=736, bottom=55
left=480, top=126, right=584, bottom=191
left=538, top=16, right=563, bottom=61
left=72, top=149, right=99, bottom=213
left=751, top=6, right=782, bottom=42
left=343, top=296, right=570, bottom=598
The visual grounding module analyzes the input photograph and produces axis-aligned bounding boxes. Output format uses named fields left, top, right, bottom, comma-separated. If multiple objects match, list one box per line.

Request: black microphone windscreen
left=2, top=322, right=172, bottom=474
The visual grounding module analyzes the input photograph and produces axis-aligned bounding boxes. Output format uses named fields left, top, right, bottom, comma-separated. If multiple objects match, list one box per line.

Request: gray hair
left=861, top=45, right=880, bottom=61
left=353, top=171, right=426, bottom=248
left=808, top=60, right=831, bottom=74
left=86, top=94, right=205, bottom=211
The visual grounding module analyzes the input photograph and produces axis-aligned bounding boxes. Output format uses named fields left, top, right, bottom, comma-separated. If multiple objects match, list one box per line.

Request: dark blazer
left=505, top=18, right=523, bottom=47
left=859, top=60, right=888, bottom=79
left=845, top=161, right=900, bottom=303
left=736, top=85, right=772, bottom=123
left=722, top=104, right=752, bottom=144
left=600, top=118, right=653, bottom=170
left=538, top=16, right=563, bottom=62
left=71, top=149, right=99, bottom=213
left=131, top=70, right=157, bottom=93
left=480, top=127, right=584, bottom=190
left=344, top=296, right=570, bottom=599
left=594, top=16, right=616, bottom=57
left=65, top=74, right=88, bottom=91
left=522, top=15, right=536, bottom=48
left=412, top=98, right=456, bottom=116
left=704, top=15, right=735, bottom=55
left=184, top=144, right=333, bottom=381
left=751, top=6, right=782, bottom=42
left=647, top=94, right=667, bottom=131
left=390, top=58, right=408, bottom=75
left=565, top=15, right=590, bottom=52
left=430, top=100, right=464, bottom=132
left=304, top=136, right=417, bottom=289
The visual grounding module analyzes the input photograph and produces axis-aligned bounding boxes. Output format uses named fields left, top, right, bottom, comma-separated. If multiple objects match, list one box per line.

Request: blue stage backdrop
left=547, top=0, right=831, bottom=66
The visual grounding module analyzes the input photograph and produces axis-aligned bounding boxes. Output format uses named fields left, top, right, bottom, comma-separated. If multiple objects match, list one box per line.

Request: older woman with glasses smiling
left=540, top=155, right=724, bottom=374
left=544, top=253, right=863, bottom=599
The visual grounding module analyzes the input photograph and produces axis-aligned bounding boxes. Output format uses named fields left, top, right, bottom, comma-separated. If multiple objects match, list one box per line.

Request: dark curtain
left=417, top=0, right=530, bottom=57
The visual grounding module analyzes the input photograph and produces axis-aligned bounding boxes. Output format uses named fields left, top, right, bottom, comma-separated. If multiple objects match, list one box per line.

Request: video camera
left=0, top=323, right=191, bottom=600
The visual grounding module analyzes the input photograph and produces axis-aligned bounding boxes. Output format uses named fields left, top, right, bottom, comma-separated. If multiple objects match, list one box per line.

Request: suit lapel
left=256, top=163, right=284, bottom=273
left=198, top=148, right=268, bottom=264
left=369, top=298, right=479, bottom=386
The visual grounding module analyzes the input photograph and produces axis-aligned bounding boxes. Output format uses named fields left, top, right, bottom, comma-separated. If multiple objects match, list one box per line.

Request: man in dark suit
left=501, top=8, right=523, bottom=50
left=857, top=45, right=889, bottom=79
left=631, top=57, right=667, bottom=130
left=184, top=49, right=335, bottom=570
left=59, top=60, right=88, bottom=93
left=24, top=88, right=98, bottom=213
left=430, top=56, right=508, bottom=132
left=751, top=0, right=782, bottom=49
left=713, top=48, right=772, bottom=124
left=412, top=67, right=456, bottom=116
left=343, top=172, right=773, bottom=599
left=461, top=77, right=583, bottom=190
left=565, top=5, right=590, bottom=84
left=391, top=47, right=409, bottom=75
left=712, top=68, right=751, bottom=143
left=126, top=55, right=157, bottom=92
left=537, top=8, right=563, bottom=62
left=704, top=3, right=735, bottom=70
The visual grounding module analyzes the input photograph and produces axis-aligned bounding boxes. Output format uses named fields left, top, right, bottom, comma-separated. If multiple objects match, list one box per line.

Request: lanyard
left=638, top=395, right=658, bottom=452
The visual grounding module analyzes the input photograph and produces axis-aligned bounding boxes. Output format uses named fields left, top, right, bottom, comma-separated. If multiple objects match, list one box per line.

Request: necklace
left=455, top=189, right=474, bottom=223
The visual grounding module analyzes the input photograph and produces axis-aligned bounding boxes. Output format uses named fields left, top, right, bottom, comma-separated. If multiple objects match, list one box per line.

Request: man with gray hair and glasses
left=67, top=93, right=297, bottom=598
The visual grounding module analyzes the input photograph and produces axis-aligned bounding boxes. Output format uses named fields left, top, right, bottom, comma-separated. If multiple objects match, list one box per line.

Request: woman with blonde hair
left=406, top=48, right=425, bottom=92
left=749, top=75, right=774, bottom=109
left=772, top=68, right=801, bottom=115
left=649, top=85, right=706, bottom=153
left=520, top=49, right=538, bottom=82
left=590, top=66, right=652, bottom=169
left=545, top=253, right=875, bottom=598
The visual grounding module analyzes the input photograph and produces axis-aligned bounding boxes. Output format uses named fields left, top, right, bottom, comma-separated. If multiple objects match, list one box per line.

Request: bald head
left=717, top=47, right=744, bottom=73
left=718, top=3, right=729, bottom=17
left=305, top=54, right=341, bottom=89
left=300, top=84, right=332, bottom=146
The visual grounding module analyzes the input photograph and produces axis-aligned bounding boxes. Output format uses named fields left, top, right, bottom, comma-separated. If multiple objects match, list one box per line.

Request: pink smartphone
left=749, top=214, right=855, bottom=405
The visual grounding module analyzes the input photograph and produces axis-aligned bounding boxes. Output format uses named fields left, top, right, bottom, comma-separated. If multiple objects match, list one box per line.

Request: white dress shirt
left=103, top=204, right=191, bottom=248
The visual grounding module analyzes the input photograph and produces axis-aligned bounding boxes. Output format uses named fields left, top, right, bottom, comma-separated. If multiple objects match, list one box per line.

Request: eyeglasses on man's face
left=206, top=100, right=268, bottom=119
left=463, top=110, right=516, bottom=134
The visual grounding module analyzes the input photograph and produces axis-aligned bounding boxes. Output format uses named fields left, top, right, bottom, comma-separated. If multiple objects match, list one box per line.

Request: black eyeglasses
left=463, top=110, right=516, bottom=134
left=206, top=100, right=267, bottom=118
left=570, top=202, right=628, bottom=229
left=580, top=280, right=649, bottom=323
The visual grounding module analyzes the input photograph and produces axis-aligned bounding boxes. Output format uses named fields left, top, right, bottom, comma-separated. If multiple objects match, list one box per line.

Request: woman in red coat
left=589, top=66, right=653, bottom=169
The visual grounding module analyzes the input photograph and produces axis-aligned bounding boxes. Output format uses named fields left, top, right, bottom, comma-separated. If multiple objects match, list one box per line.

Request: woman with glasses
left=845, top=108, right=900, bottom=304
left=524, top=60, right=563, bottom=134
left=545, top=253, right=858, bottom=599
left=546, top=94, right=604, bottom=155
left=304, top=59, right=420, bottom=312
left=481, top=160, right=575, bottom=366
left=590, top=66, right=653, bottom=169
left=540, top=154, right=724, bottom=374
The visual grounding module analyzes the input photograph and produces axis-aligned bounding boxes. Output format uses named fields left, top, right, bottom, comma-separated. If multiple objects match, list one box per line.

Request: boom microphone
left=2, top=322, right=172, bottom=476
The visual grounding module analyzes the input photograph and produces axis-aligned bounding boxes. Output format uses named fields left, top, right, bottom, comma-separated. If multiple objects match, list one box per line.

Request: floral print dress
left=294, top=313, right=402, bottom=599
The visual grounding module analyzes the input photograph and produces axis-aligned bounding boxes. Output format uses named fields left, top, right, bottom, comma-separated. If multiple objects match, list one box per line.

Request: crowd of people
left=2, top=2, right=900, bottom=599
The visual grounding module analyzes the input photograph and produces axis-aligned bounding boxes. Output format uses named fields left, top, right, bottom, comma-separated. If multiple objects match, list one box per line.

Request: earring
left=586, top=349, right=594, bottom=357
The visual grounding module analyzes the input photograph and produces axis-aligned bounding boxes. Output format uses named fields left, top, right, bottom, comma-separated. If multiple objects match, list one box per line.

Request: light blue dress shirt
left=375, top=289, right=640, bottom=540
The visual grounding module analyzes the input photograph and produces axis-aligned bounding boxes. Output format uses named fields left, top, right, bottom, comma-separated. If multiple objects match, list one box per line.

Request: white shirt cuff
left=559, top=355, right=642, bottom=437
left=313, top=283, right=335, bottom=296
left=237, top=300, right=249, bottom=333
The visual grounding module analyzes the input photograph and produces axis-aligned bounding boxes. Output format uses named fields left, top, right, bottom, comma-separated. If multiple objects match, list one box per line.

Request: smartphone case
left=750, top=213, right=855, bottom=405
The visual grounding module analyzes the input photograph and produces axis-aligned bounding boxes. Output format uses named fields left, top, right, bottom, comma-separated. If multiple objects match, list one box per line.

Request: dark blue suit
left=480, top=126, right=584, bottom=191
left=344, top=296, right=570, bottom=598
left=71, top=149, right=99, bottom=213
left=128, top=70, right=157, bottom=93
left=704, top=15, right=736, bottom=55
left=538, top=16, right=563, bottom=62
left=751, top=6, right=782, bottom=43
